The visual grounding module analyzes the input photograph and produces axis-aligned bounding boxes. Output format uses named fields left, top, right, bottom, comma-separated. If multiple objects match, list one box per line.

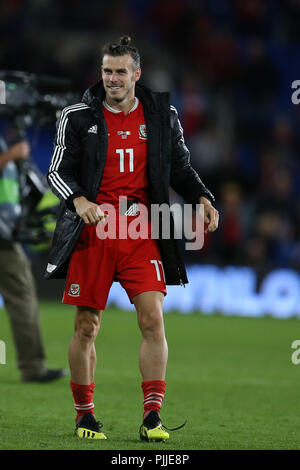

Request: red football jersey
left=96, top=98, right=149, bottom=209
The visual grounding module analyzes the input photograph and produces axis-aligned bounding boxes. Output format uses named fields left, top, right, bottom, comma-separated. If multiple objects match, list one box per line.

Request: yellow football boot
left=140, top=422, right=170, bottom=442
left=140, top=410, right=188, bottom=442
left=75, top=413, right=107, bottom=440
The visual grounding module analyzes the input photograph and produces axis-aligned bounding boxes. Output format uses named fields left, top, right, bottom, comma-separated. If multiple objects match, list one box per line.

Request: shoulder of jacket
left=170, top=104, right=178, bottom=114
left=170, top=104, right=180, bottom=118
left=60, top=102, right=91, bottom=119
left=169, top=105, right=181, bottom=129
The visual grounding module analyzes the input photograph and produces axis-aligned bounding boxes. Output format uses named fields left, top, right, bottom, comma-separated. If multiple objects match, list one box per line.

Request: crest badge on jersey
left=68, top=283, right=80, bottom=297
left=139, top=124, right=147, bottom=140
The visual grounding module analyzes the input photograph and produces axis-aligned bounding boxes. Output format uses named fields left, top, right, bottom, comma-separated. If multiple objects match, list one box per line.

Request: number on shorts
left=150, top=259, right=165, bottom=282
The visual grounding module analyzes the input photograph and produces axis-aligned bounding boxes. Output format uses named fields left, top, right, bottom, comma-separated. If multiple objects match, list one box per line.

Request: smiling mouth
left=108, top=86, right=122, bottom=91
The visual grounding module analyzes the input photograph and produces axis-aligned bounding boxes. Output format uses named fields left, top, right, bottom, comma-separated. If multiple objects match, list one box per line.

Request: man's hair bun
left=102, top=35, right=140, bottom=70
left=119, top=36, right=131, bottom=46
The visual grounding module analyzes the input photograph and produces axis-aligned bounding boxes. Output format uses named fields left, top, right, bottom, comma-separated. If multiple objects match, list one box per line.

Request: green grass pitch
left=0, top=301, right=300, bottom=450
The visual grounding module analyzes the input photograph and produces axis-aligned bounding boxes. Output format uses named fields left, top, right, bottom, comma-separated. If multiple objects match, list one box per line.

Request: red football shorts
left=63, top=223, right=167, bottom=310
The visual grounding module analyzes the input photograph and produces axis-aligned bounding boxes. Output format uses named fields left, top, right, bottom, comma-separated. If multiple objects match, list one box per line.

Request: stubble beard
left=110, top=95, right=126, bottom=104
left=106, top=81, right=134, bottom=104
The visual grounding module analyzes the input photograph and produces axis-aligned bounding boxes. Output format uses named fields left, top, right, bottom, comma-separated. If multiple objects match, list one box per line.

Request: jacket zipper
left=178, top=268, right=185, bottom=287
left=159, top=118, right=162, bottom=165
left=92, top=116, right=108, bottom=200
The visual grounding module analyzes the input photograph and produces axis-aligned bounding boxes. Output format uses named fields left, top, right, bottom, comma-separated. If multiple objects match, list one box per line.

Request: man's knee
left=137, top=305, right=165, bottom=340
left=75, top=307, right=102, bottom=345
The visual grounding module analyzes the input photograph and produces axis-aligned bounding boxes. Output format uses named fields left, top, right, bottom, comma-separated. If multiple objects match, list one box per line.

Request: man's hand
left=7, top=141, right=30, bottom=161
left=73, top=196, right=106, bottom=225
left=199, top=196, right=219, bottom=234
left=0, top=140, right=30, bottom=170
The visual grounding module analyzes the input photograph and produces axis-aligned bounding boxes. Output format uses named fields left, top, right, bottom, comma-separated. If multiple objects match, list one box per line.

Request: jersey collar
left=103, top=97, right=139, bottom=114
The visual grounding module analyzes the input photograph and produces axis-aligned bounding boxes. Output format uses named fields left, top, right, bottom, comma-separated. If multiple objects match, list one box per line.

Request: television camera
left=0, top=70, right=79, bottom=245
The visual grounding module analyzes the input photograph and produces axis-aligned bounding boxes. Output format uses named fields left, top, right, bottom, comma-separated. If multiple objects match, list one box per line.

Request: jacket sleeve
left=47, top=104, right=89, bottom=211
left=169, top=105, right=215, bottom=205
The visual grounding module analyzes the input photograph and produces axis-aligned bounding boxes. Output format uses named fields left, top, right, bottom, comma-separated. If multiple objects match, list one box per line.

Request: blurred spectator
left=213, top=182, right=244, bottom=263
left=242, top=235, right=268, bottom=271
left=181, top=76, right=209, bottom=136
left=0, top=136, right=66, bottom=383
left=239, top=38, right=279, bottom=105
left=188, top=115, right=223, bottom=174
left=284, top=0, right=300, bottom=41
left=234, top=0, right=272, bottom=37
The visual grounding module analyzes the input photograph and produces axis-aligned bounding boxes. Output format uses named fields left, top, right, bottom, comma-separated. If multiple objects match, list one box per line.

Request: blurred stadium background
left=1, top=0, right=300, bottom=452
left=1, top=0, right=300, bottom=318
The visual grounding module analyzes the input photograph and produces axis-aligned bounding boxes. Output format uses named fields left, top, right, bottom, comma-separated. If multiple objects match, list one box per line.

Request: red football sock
left=141, top=380, right=166, bottom=418
left=70, top=381, right=95, bottom=422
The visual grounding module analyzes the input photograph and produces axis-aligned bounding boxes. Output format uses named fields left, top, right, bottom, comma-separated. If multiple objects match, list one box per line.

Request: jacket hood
left=81, top=80, right=169, bottom=112
left=81, top=81, right=104, bottom=106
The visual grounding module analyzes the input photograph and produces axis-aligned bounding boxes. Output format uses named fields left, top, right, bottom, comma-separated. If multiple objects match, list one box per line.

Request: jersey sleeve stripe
left=49, top=103, right=88, bottom=199
left=48, top=172, right=71, bottom=199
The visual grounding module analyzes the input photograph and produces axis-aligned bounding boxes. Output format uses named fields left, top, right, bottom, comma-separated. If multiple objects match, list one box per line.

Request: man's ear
left=134, top=68, right=142, bottom=83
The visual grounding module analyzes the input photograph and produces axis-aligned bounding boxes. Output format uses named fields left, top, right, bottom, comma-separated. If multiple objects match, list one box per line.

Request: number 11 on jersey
left=116, top=148, right=134, bottom=172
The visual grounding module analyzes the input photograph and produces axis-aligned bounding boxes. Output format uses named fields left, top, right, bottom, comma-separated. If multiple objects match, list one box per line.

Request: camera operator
left=0, top=135, right=66, bottom=382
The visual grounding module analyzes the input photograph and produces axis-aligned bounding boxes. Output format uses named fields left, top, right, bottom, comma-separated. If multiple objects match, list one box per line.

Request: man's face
left=101, top=54, right=141, bottom=103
